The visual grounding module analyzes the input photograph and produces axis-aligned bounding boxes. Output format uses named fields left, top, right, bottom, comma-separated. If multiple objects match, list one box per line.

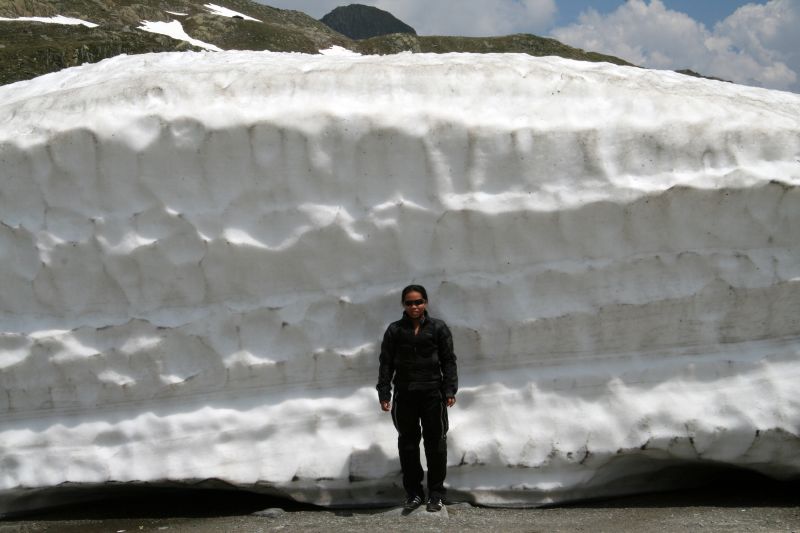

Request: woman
left=376, top=284, right=458, bottom=512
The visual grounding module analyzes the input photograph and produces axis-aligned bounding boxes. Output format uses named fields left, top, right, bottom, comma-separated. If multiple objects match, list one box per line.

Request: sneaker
left=426, top=496, right=444, bottom=512
left=404, top=494, right=423, bottom=510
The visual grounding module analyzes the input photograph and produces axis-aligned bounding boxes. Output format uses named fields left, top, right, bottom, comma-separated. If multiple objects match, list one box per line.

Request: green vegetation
left=0, top=0, right=360, bottom=84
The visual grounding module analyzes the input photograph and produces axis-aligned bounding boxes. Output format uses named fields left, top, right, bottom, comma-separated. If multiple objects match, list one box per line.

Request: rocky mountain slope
left=0, top=0, right=636, bottom=86
left=0, top=0, right=349, bottom=85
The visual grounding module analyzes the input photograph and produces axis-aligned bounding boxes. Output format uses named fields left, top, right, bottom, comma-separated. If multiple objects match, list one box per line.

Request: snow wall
left=1, top=50, right=799, bottom=515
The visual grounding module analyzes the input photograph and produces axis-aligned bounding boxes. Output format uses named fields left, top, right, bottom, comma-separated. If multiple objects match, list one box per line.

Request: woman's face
left=403, top=290, right=427, bottom=319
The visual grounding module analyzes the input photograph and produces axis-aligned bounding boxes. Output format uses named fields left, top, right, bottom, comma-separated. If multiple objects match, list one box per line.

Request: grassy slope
left=0, top=21, right=198, bottom=85
left=355, top=33, right=634, bottom=66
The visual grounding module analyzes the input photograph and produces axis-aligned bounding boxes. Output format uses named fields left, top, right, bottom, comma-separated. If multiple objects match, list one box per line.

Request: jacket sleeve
left=376, top=326, right=395, bottom=402
left=437, top=321, right=458, bottom=398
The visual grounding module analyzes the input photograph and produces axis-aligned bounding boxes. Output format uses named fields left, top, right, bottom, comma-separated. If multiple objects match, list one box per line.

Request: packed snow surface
left=0, top=50, right=799, bottom=515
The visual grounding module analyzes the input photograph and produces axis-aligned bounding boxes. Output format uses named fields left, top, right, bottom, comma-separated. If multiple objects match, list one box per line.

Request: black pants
left=391, top=388, right=449, bottom=498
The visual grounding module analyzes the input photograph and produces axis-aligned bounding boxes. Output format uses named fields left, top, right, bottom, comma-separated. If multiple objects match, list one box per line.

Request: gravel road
left=2, top=477, right=798, bottom=533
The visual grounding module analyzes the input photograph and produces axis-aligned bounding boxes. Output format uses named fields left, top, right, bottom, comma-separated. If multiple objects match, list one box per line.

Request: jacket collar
left=402, top=309, right=428, bottom=327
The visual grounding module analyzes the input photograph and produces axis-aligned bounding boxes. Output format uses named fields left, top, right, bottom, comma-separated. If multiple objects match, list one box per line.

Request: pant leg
left=392, top=390, right=424, bottom=497
left=420, top=389, right=449, bottom=497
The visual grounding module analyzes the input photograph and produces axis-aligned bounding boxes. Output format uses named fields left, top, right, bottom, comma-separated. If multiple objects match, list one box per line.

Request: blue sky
left=258, top=0, right=798, bottom=93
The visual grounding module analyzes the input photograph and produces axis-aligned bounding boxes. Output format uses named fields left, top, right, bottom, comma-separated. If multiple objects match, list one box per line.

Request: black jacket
left=376, top=311, right=458, bottom=402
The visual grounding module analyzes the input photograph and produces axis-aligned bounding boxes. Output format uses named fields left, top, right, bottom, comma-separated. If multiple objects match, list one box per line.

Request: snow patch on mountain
left=0, top=14, right=98, bottom=27
left=138, top=20, right=222, bottom=51
left=204, top=3, right=260, bottom=22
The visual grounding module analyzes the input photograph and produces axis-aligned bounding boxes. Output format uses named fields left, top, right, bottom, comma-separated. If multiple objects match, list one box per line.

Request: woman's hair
left=401, top=284, right=428, bottom=302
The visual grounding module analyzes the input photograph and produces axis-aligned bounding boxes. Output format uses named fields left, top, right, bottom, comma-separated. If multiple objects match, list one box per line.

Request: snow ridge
left=0, top=51, right=798, bottom=515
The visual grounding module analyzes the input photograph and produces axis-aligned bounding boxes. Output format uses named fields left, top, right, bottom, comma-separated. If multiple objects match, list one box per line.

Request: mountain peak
left=321, top=4, right=416, bottom=40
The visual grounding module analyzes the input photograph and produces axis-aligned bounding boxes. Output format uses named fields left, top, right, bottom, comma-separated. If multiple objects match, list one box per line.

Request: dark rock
left=321, top=4, right=416, bottom=40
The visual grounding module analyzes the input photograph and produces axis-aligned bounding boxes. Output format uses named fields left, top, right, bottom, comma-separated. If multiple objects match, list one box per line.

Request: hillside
left=0, top=0, right=349, bottom=85
left=0, top=0, right=636, bottom=85
left=355, top=33, right=632, bottom=65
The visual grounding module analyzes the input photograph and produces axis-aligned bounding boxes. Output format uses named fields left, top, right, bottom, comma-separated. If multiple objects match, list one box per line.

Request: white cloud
left=375, top=0, right=556, bottom=37
left=257, top=0, right=556, bottom=37
left=551, top=0, right=799, bottom=92
left=712, top=0, right=799, bottom=89
left=257, top=0, right=340, bottom=19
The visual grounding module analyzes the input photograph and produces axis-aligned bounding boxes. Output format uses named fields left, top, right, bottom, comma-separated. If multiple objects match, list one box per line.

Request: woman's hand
left=446, top=397, right=456, bottom=407
left=380, top=400, right=391, bottom=412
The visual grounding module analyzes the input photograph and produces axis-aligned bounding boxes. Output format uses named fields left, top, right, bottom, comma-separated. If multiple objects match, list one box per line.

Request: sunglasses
left=404, top=299, right=426, bottom=307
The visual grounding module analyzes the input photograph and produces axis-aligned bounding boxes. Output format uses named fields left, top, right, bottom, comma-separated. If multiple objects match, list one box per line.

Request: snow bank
left=0, top=51, right=798, bottom=515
